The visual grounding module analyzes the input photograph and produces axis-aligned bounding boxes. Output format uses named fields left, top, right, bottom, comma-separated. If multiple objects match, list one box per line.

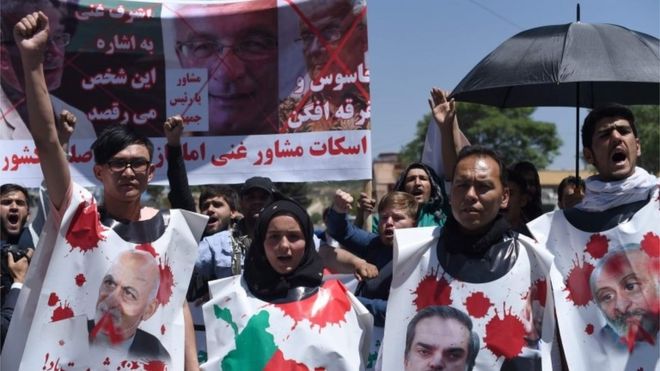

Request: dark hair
left=454, top=145, right=507, bottom=186
left=91, top=125, right=154, bottom=165
left=511, top=161, right=543, bottom=220
left=1, top=0, right=51, bottom=43
left=405, top=306, right=480, bottom=371
left=557, top=176, right=585, bottom=203
left=582, top=103, right=636, bottom=149
left=198, top=185, right=238, bottom=212
left=1, top=183, right=30, bottom=204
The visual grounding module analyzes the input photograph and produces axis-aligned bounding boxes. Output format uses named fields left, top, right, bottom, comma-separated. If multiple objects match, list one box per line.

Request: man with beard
left=90, top=250, right=170, bottom=361
left=529, top=104, right=659, bottom=370
left=172, top=0, right=279, bottom=135
left=590, top=245, right=659, bottom=352
left=1, top=0, right=95, bottom=139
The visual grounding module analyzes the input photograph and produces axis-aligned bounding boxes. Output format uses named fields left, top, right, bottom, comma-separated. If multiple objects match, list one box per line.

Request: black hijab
left=243, top=199, right=324, bottom=301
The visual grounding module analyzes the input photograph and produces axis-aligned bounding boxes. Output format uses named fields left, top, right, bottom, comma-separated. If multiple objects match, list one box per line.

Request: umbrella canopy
left=451, top=22, right=660, bottom=108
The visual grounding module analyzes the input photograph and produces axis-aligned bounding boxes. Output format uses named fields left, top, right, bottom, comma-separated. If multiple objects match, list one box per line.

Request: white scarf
left=576, top=167, right=658, bottom=212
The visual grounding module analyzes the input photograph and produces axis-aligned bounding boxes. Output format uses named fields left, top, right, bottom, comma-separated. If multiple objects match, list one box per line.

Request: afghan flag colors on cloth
left=1, top=183, right=207, bottom=370
left=202, top=276, right=373, bottom=370
left=380, top=227, right=555, bottom=371
left=528, top=187, right=660, bottom=371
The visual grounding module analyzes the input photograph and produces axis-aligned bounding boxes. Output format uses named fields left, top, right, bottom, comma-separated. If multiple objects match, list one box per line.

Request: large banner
left=0, top=0, right=371, bottom=187
left=381, top=227, right=555, bottom=371
left=1, top=184, right=208, bottom=370
left=528, top=187, right=660, bottom=371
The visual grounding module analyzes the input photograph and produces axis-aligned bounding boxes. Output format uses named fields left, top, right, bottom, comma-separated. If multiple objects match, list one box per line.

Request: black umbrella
left=450, top=11, right=660, bottom=176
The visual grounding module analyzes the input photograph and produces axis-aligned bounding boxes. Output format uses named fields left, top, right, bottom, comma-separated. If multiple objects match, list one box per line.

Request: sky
left=366, top=0, right=660, bottom=170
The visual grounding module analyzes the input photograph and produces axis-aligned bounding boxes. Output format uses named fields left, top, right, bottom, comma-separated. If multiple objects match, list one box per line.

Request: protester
left=381, top=146, right=553, bottom=370
left=556, top=175, right=585, bottom=209
left=0, top=184, right=34, bottom=302
left=172, top=0, right=278, bottom=135
left=504, top=168, right=532, bottom=237
left=529, top=103, right=659, bottom=371
left=0, top=0, right=95, bottom=139
left=327, top=190, right=417, bottom=325
left=512, top=161, right=544, bottom=219
left=201, top=198, right=371, bottom=369
left=2, top=12, right=205, bottom=370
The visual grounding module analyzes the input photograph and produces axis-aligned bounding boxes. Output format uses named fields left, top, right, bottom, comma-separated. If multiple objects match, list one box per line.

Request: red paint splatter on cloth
left=563, top=257, right=595, bottom=306
left=641, top=232, right=660, bottom=258
left=585, top=324, right=594, bottom=335
left=136, top=243, right=158, bottom=258
left=143, top=361, right=166, bottom=371
left=160, top=325, right=166, bottom=335
left=483, top=304, right=527, bottom=359
left=621, top=322, right=656, bottom=353
left=48, top=292, right=60, bottom=306
left=584, top=234, right=609, bottom=259
left=464, top=292, right=493, bottom=318
left=274, top=280, right=351, bottom=331
left=264, top=349, right=313, bottom=371
left=51, top=302, right=74, bottom=322
left=157, top=261, right=174, bottom=306
left=412, top=271, right=452, bottom=310
left=74, top=273, right=86, bottom=287
left=532, top=279, right=548, bottom=307
left=65, top=200, right=106, bottom=253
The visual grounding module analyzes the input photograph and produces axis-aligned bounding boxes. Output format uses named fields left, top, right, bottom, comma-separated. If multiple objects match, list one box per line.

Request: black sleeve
left=166, top=144, right=196, bottom=212
left=1, top=287, right=20, bottom=348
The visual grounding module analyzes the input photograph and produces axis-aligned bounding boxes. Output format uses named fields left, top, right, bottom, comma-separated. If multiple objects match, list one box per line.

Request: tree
left=399, top=103, right=562, bottom=169
left=629, top=105, right=659, bottom=175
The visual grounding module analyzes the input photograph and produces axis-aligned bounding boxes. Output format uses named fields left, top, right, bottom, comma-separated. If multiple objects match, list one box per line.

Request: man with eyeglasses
left=0, top=0, right=95, bottom=139
left=172, top=0, right=278, bottom=136
left=281, top=0, right=369, bottom=132
left=2, top=11, right=206, bottom=370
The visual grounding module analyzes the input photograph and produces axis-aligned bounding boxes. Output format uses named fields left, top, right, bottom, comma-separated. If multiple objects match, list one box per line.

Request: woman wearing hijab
left=201, top=199, right=371, bottom=370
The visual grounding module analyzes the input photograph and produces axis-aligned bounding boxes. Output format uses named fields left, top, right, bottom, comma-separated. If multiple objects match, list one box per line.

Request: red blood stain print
left=74, top=273, right=86, bottom=287
left=90, top=312, right=123, bottom=344
left=585, top=324, right=594, bottom=335
left=621, top=323, right=656, bottom=353
left=532, top=279, right=548, bottom=307
left=51, top=302, right=74, bottom=322
left=641, top=232, right=660, bottom=258
left=274, top=280, right=351, bottom=331
left=563, top=257, right=595, bottom=306
left=65, top=200, right=106, bottom=253
left=143, top=360, right=166, bottom=371
left=264, top=349, right=325, bottom=371
left=464, top=291, right=493, bottom=318
left=103, top=357, right=111, bottom=366
left=483, top=305, right=527, bottom=359
left=58, top=339, right=65, bottom=346
left=157, top=261, right=174, bottom=306
left=584, top=234, right=609, bottom=259
left=136, top=243, right=158, bottom=258
left=412, top=271, right=453, bottom=310
left=160, top=324, right=166, bottom=335
left=48, top=292, right=60, bottom=306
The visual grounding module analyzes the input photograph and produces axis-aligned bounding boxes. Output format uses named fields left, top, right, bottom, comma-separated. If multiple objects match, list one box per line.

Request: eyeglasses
left=176, top=36, right=277, bottom=61
left=105, top=158, right=150, bottom=173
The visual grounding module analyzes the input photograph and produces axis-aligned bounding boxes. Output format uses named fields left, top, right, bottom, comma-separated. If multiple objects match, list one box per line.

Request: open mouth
left=7, top=214, right=19, bottom=224
left=277, top=256, right=293, bottom=262
left=611, top=150, right=627, bottom=164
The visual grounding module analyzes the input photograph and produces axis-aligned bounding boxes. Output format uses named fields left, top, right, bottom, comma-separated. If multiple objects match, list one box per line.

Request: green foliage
left=630, top=105, right=659, bottom=174
left=399, top=103, right=562, bottom=169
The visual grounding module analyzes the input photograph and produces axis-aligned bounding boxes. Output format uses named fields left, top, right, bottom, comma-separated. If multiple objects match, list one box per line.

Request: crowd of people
left=0, top=4, right=658, bottom=371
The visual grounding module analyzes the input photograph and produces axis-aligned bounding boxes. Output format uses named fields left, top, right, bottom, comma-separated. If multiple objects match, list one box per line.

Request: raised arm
left=429, top=88, right=470, bottom=181
left=14, top=12, right=70, bottom=209
left=164, top=116, right=195, bottom=211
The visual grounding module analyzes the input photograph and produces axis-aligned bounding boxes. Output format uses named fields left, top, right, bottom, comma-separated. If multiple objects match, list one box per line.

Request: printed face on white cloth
left=405, top=316, right=470, bottom=371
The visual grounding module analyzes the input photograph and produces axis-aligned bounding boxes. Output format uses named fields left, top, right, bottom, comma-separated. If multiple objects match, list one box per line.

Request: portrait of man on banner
left=590, top=244, right=660, bottom=353
left=167, top=0, right=280, bottom=136
left=280, top=0, right=371, bottom=133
